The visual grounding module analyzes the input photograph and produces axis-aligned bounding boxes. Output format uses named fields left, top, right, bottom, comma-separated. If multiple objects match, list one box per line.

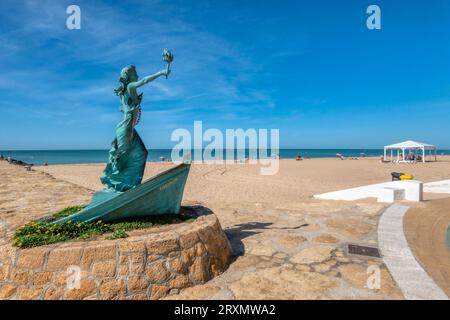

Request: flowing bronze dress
left=101, top=92, right=148, bottom=192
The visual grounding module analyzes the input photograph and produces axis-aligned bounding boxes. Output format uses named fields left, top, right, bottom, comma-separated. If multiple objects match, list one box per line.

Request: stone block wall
left=0, top=213, right=231, bottom=300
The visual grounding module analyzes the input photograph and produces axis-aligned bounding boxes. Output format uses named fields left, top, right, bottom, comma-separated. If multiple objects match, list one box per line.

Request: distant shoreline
left=2, top=149, right=450, bottom=166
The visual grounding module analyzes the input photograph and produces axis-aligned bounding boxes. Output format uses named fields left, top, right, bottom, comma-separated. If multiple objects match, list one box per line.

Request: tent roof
left=384, top=140, right=436, bottom=149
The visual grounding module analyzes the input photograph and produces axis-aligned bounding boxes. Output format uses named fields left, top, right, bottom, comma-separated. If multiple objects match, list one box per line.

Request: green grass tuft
left=106, top=229, right=129, bottom=240
left=53, top=205, right=87, bottom=218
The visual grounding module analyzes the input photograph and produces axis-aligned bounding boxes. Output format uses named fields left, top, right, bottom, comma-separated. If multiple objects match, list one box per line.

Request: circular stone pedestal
left=0, top=208, right=231, bottom=300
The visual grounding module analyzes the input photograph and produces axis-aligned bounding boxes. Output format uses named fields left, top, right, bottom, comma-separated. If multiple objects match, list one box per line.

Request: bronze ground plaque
left=347, top=244, right=381, bottom=258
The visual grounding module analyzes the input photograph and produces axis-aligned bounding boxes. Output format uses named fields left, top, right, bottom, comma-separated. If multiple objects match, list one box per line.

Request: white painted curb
left=424, top=179, right=450, bottom=194
left=314, top=180, right=423, bottom=203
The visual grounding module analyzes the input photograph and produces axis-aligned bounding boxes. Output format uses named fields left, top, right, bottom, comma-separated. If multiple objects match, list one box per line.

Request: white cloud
left=0, top=0, right=279, bottom=148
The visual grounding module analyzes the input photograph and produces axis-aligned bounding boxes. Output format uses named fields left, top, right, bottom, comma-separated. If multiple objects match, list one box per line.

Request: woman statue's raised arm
left=128, top=49, right=173, bottom=91
left=128, top=69, right=169, bottom=90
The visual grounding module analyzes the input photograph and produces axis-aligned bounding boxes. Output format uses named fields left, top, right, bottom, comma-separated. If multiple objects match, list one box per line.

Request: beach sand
left=2, top=156, right=450, bottom=299
left=37, top=156, right=450, bottom=206
left=404, top=197, right=450, bottom=296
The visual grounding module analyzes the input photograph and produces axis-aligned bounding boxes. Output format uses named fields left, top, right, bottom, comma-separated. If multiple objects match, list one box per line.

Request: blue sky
left=1, top=0, right=450, bottom=150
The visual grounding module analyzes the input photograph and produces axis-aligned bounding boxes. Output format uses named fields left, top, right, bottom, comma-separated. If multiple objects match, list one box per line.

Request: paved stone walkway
left=0, top=163, right=92, bottom=239
left=378, top=204, right=448, bottom=300
left=167, top=201, right=403, bottom=299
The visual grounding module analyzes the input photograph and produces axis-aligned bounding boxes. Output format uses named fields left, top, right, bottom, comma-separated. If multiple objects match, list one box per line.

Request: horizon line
left=2, top=147, right=450, bottom=152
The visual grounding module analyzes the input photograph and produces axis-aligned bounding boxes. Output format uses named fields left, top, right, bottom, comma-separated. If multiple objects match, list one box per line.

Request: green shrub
left=14, top=220, right=113, bottom=248
left=13, top=206, right=197, bottom=248
left=108, top=214, right=192, bottom=231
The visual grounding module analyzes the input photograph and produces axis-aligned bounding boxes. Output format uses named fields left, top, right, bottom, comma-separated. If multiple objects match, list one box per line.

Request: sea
left=1, top=149, right=449, bottom=166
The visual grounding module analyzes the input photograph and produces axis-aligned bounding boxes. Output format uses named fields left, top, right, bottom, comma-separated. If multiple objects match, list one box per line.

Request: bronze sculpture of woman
left=101, top=49, right=173, bottom=192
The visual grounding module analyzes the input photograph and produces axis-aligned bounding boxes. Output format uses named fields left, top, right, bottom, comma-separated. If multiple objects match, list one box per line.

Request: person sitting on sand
left=296, top=155, right=303, bottom=161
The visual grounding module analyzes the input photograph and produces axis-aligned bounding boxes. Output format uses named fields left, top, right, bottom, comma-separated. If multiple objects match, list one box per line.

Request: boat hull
left=54, top=163, right=190, bottom=223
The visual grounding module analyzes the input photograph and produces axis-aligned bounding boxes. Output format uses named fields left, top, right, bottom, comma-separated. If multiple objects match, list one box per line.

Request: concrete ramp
left=424, top=180, right=450, bottom=194
left=314, top=180, right=423, bottom=203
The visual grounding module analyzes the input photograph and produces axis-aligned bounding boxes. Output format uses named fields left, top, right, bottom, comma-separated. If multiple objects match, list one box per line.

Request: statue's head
left=120, top=65, right=138, bottom=83
left=114, top=65, right=138, bottom=96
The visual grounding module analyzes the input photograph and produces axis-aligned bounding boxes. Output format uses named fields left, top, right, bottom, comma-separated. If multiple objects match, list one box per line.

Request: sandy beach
left=2, top=156, right=450, bottom=299
left=36, top=156, right=450, bottom=206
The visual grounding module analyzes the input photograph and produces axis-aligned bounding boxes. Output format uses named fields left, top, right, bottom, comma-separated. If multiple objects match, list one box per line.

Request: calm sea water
left=1, top=149, right=449, bottom=165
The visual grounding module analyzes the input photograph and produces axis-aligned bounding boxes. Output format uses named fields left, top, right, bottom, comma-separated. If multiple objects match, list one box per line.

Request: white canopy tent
left=384, top=140, right=437, bottom=163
